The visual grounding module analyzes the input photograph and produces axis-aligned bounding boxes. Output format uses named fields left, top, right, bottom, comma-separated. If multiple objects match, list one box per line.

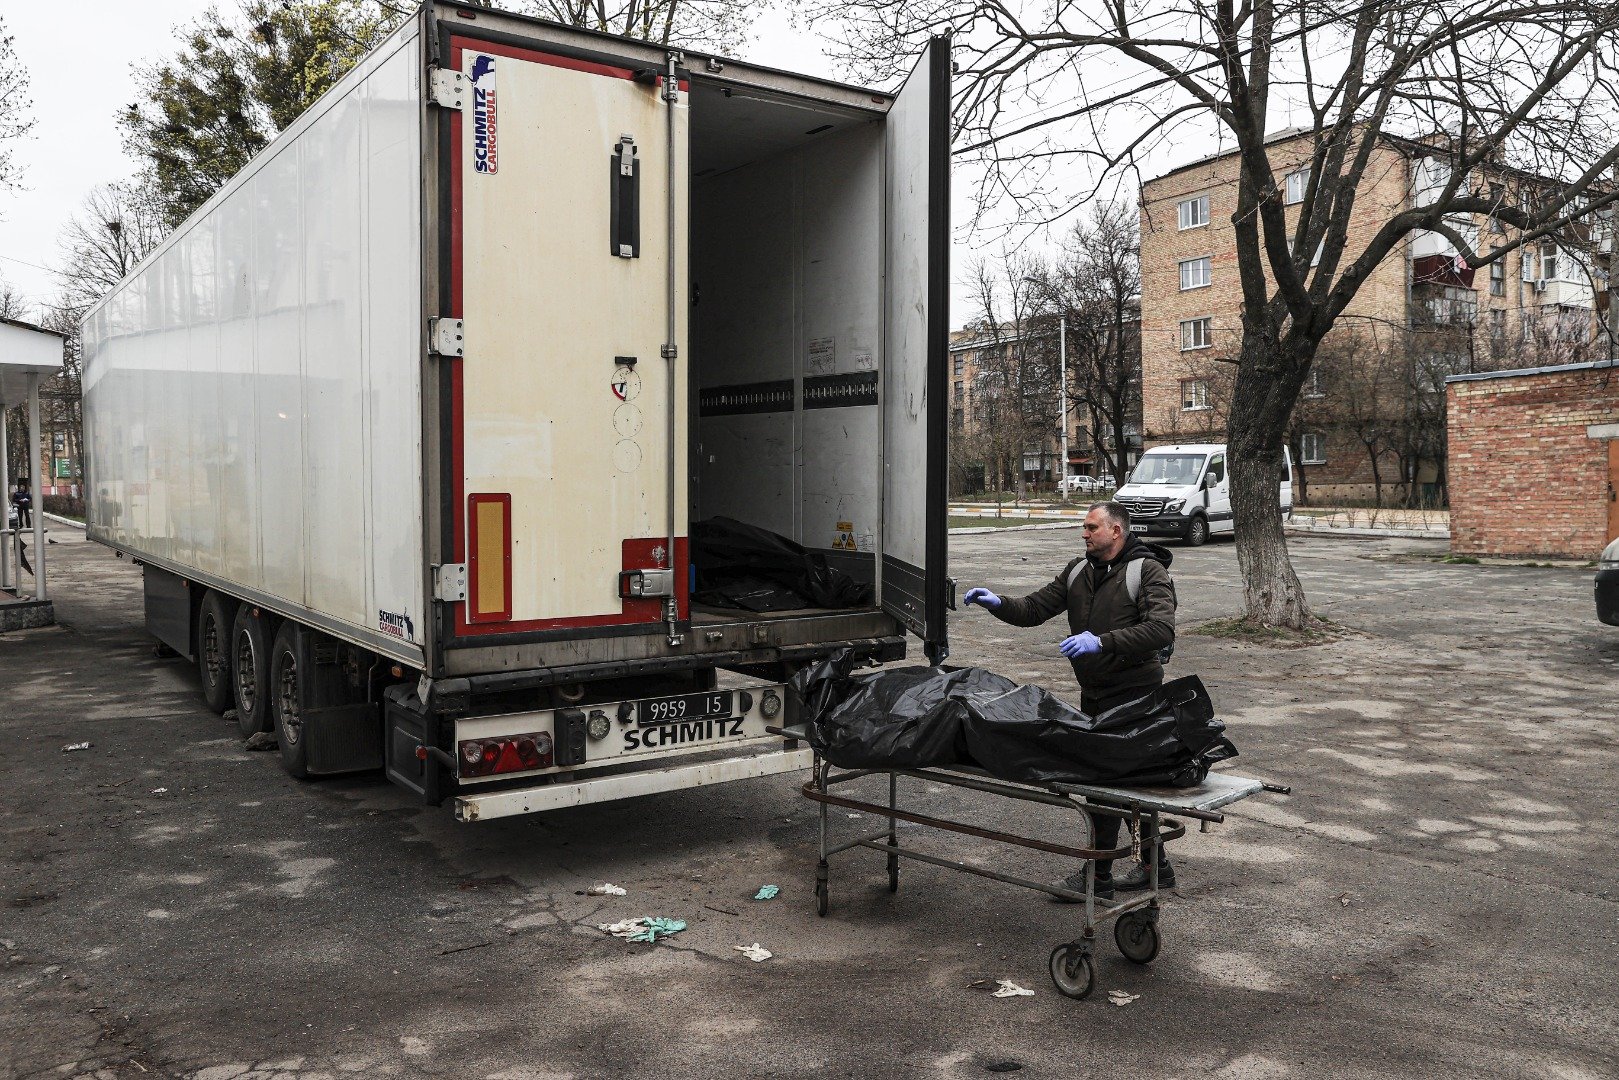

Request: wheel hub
left=235, top=634, right=257, bottom=714
left=202, top=618, right=222, bottom=684
left=278, top=655, right=302, bottom=746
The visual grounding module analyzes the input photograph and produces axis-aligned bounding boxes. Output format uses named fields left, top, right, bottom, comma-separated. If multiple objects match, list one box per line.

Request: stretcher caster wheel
left=1048, top=945, right=1095, bottom=999
left=887, top=853, right=900, bottom=893
left=815, top=879, right=828, bottom=917
left=1114, top=912, right=1160, bottom=964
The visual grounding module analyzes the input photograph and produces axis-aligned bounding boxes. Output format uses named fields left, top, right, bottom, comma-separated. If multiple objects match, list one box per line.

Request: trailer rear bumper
left=452, top=746, right=814, bottom=821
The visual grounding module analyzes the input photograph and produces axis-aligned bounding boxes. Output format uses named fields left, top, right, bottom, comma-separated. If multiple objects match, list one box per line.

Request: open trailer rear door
left=444, top=31, right=688, bottom=642
left=881, top=36, right=951, bottom=662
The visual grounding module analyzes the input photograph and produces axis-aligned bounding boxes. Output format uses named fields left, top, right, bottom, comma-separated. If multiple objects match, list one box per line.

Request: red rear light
left=457, top=732, right=554, bottom=778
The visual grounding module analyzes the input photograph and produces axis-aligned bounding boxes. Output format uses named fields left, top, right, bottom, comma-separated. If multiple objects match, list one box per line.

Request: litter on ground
left=597, top=917, right=687, bottom=943
left=1107, top=990, right=1140, bottom=1006
left=61, top=742, right=90, bottom=753
left=581, top=883, right=627, bottom=896
left=734, top=943, right=772, bottom=962
left=992, top=980, right=1035, bottom=998
left=753, top=885, right=779, bottom=901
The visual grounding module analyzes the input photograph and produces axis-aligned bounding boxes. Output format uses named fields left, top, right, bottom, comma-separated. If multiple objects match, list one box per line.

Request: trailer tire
left=270, top=622, right=310, bottom=780
left=230, top=606, right=275, bottom=738
left=197, top=592, right=237, bottom=715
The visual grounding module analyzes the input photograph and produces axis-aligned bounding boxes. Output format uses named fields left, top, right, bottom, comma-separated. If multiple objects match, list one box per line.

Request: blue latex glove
left=1059, top=631, right=1103, bottom=658
left=963, top=587, right=1001, bottom=609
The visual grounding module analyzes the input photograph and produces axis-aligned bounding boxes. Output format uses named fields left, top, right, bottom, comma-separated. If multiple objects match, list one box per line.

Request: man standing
left=11, top=481, right=31, bottom=529
left=961, top=500, right=1177, bottom=899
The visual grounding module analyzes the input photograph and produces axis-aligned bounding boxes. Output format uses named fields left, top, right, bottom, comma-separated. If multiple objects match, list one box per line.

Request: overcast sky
left=0, top=3, right=1228, bottom=328
left=0, top=3, right=871, bottom=315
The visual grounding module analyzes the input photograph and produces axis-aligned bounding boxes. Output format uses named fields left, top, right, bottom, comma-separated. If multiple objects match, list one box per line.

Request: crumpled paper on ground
left=992, top=980, right=1035, bottom=998
left=598, top=917, right=687, bottom=943
left=583, top=883, right=627, bottom=896
left=733, top=943, right=772, bottom=962
left=1107, top=990, right=1140, bottom=1006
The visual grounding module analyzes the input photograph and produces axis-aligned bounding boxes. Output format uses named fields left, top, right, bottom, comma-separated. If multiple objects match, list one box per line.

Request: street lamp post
left=1057, top=313, right=1068, bottom=500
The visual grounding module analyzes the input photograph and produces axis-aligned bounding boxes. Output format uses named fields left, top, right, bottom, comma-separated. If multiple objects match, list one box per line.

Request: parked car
left=1059, top=475, right=1113, bottom=495
left=1598, top=537, right=1619, bottom=625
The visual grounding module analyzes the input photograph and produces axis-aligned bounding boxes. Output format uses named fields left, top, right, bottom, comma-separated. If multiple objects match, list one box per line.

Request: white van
left=1111, top=443, right=1292, bottom=546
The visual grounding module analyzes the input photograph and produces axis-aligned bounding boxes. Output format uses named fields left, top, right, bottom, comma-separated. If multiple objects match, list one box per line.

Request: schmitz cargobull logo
left=470, top=54, right=498, bottom=174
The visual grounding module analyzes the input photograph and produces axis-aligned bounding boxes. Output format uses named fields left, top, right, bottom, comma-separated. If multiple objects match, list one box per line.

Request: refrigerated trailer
left=81, top=2, right=952, bottom=821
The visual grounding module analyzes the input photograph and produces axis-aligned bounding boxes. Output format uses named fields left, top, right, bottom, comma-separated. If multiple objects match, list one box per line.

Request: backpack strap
left=1065, top=559, right=1087, bottom=592
left=1126, top=558, right=1142, bottom=602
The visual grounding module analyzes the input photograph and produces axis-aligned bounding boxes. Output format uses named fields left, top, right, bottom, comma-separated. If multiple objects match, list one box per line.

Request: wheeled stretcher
left=772, top=723, right=1289, bottom=999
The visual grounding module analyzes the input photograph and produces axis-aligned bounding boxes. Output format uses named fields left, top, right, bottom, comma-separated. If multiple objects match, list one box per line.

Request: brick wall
left=1447, top=364, right=1619, bottom=558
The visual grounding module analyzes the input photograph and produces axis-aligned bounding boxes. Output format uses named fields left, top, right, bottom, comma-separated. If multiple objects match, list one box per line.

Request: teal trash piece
left=753, top=885, right=780, bottom=901
left=629, top=917, right=687, bottom=943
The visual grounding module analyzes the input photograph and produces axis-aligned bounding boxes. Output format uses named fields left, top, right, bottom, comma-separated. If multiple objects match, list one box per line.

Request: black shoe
left=1052, top=871, right=1113, bottom=903
left=1114, top=860, right=1175, bottom=891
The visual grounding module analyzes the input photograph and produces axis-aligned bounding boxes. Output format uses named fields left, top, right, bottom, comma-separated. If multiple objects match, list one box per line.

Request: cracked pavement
left=2, top=524, right=1616, bottom=1078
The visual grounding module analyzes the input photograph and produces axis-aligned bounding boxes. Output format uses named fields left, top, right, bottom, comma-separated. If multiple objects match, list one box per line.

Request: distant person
left=960, top=500, right=1179, bottom=900
left=10, top=482, right=30, bottom=529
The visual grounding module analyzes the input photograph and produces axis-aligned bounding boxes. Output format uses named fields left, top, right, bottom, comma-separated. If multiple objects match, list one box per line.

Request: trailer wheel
left=270, top=622, right=310, bottom=780
left=197, top=592, right=237, bottom=715
left=230, top=606, right=275, bottom=737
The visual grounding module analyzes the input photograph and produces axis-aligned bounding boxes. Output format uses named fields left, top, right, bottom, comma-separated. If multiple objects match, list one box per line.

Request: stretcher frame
left=772, top=724, right=1289, bottom=999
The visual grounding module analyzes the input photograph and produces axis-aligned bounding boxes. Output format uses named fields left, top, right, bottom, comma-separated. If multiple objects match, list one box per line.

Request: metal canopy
left=0, top=318, right=66, bottom=406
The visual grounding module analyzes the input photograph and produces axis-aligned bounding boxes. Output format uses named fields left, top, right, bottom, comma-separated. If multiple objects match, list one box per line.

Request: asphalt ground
left=2, top=525, right=1616, bottom=1079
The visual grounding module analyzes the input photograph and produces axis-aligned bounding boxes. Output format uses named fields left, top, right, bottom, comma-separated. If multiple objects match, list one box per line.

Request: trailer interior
left=686, top=79, right=887, bottom=626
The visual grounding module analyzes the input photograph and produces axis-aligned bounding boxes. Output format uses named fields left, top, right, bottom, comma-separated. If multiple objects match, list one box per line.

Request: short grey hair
left=1089, top=500, right=1131, bottom=531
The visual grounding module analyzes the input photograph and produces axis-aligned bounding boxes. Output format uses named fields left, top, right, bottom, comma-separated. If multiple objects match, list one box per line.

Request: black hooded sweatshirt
left=989, top=536, right=1177, bottom=698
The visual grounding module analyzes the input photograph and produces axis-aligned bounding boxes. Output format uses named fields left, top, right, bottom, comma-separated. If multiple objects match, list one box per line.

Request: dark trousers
left=1081, top=683, right=1169, bottom=880
left=14, top=505, right=29, bottom=528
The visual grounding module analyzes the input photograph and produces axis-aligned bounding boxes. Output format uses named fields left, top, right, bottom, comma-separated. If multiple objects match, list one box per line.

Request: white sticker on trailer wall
left=470, top=54, right=499, bottom=174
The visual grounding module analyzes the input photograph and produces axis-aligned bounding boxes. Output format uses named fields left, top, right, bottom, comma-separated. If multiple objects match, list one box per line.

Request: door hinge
left=429, top=317, right=464, bottom=357
left=427, top=67, right=468, bottom=111
left=434, top=563, right=468, bottom=602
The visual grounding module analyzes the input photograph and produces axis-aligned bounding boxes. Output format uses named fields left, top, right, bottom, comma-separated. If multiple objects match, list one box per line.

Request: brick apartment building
left=1447, top=360, right=1619, bottom=558
left=1139, top=128, right=1614, bottom=504
left=948, top=313, right=1143, bottom=497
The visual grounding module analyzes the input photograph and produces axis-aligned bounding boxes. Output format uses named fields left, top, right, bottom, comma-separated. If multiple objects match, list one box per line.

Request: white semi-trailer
left=81, top=2, right=951, bottom=820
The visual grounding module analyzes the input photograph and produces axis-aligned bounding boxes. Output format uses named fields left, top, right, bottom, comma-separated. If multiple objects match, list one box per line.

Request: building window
left=1488, top=183, right=1505, bottom=233
left=1300, top=432, right=1326, bottom=465
left=953, top=381, right=964, bottom=406
left=1181, top=379, right=1210, bottom=411
left=1179, top=256, right=1212, bottom=290
left=1177, top=195, right=1211, bottom=230
left=1490, top=260, right=1505, bottom=295
left=953, top=354, right=965, bottom=377
left=1284, top=168, right=1309, bottom=205
left=1303, top=369, right=1325, bottom=398
left=1539, top=243, right=1558, bottom=282
left=951, top=408, right=964, bottom=432
left=1522, top=314, right=1536, bottom=342
left=1180, top=317, right=1213, bottom=351
left=1521, top=248, right=1535, bottom=282
left=1490, top=309, right=1505, bottom=339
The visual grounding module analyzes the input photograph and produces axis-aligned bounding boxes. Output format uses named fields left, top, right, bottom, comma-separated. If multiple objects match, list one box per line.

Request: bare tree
left=961, top=250, right=1059, bottom=504
left=810, top=1, right=1619, bottom=629
left=0, top=15, right=34, bottom=196
left=1026, top=203, right=1142, bottom=486
left=55, top=183, right=167, bottom=315
left=517, top=0, right=759, bottom=51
